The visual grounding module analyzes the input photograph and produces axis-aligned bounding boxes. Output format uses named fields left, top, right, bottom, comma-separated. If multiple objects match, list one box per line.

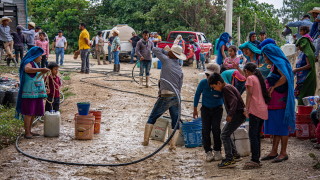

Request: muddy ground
left=0, top=55, right=320, bottom=180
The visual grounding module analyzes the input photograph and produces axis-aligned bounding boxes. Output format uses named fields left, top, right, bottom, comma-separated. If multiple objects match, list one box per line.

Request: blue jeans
left=139, top=60, right=151, bottom=76
left=221, top=111, right=245, bottom=160
left=147, top=96, right=180, bottom=129
left=130, top=48, right=136, bottom=63
left=108, top=46, right=113, bottom=62
left=113, top=51, right=120, bottom=65
left=55, top=47, right=65, bottom=65
left=249, top=114, right=264, bottom=163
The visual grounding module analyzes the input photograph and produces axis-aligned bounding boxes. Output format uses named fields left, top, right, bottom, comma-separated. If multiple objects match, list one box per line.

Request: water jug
left=44, top=111, right=61, bottom=137
left=231, top=128, right=250, bottom=157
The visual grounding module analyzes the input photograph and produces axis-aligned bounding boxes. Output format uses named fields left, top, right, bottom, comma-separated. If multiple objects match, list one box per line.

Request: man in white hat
left=193, top=63, right=224, bottom=162
left=141, top=44, right=185, bottom=151
left=19, top=22, right=36, bottom=50
left=111, top=29, right=121, bottom=72
left=0, top=17, right=15, bottom=66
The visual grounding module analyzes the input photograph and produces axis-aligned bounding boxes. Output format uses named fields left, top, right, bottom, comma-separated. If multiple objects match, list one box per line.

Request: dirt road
left=0, top=55, right=319, bottom=180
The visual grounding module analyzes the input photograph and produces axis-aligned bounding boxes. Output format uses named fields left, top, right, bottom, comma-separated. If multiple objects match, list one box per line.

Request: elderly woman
left=111, top=30, right=121, bottom=72
left=239, top=41, right=271, bottom=78
left=216, top=32, right=231, bottom=65
left=260, top=40, right=295, bottom=163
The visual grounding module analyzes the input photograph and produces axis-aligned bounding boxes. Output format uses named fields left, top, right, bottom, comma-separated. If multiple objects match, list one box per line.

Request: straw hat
left=170, top=45, right=186, bottom=60
left=204, top=63, right=220, bottom=75
left=28, top=22, right=36, bottom=28
left=308, top=7, right=320, bottom=14
left=0, top=17, right=12, bottom=24
left=113, top=29, right=120, bottom=35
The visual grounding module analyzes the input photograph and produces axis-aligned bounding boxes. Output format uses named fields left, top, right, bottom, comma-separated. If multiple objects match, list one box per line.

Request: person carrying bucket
left=142, top=45, right=185, bottom=151
left=16, top=46, right=50, bottom=139
left=193, top=63, right=224, bottom=162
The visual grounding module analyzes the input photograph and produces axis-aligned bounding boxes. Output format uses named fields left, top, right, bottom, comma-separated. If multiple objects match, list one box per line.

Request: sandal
left=243, top=161, right=262, bottom=170
left=261, top=153, right=278, bottom=161
left=31, top=132, right=40, bottom=136
left=24, top=135, right=33, bottom=139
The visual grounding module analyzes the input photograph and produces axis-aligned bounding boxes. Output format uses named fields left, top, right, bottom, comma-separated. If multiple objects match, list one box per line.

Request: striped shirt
left=153, top=47, right=183, bottom=95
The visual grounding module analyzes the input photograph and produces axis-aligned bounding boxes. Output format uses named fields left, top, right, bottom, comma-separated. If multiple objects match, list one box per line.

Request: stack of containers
left=296, top=105, right=316, bottom=139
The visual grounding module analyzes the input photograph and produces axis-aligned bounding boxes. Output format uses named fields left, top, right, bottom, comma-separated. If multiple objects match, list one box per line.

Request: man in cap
left=141, top=44, right=185, bottom=151
left=53, top=30, right=67, bottom=66
left=19, top=22, right=36, bottom=50
left=78, top=23, right=91, bottom=74
left=129, top=31, right=140, bottom=64
left=135, top=30, right=153, bottom=87
left=193, top=63, right=224, bottom=162
left=11, top=26, right=25, bottom=65
left=286, top=14, right=313, bottom=39
left=111, top=29, right=120, bottom=72
left=0, top=17, right=15, bottom=66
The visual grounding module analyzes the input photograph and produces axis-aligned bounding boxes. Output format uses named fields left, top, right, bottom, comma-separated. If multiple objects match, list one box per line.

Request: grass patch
left=0, top=105, right=23, bottom=149
left=63, top=76, right=71, bottom=80
left=0, top=65, right=19, bottom=75
left=64, top=91, right=76, bottom=99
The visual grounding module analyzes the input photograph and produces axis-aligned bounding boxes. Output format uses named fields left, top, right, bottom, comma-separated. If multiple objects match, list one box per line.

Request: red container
left=295, top=114, right=315, bottom=139
left=89, top=110, right=102, bottom=134
left=297, top=105, right=313, bottom=115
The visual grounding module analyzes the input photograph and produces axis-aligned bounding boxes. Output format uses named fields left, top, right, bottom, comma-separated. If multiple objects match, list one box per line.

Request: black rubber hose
left=15, top=78, right=182, bottom=167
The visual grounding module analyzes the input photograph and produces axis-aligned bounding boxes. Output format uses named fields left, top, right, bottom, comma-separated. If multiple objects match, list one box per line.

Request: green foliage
left=0, top=106, right=23, bottom=149
left=280, top=0, right=320, bottom=24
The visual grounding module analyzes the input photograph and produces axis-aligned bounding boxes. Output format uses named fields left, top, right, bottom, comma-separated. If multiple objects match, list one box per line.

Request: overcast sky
left=257, top=0, right=283, bottom=9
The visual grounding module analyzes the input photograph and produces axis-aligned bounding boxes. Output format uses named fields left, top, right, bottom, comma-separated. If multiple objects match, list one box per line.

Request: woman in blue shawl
left=239, top=41, right=271, bottom=78
left=16, top=46, right=49, bottom=139
left=260, top=40, right=295, bottom=163
left=216, top=32, right=231, bottom=65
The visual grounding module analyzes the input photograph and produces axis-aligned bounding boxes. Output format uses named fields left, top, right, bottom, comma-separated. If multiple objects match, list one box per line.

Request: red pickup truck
left=157, top=31, right=213, bottom=65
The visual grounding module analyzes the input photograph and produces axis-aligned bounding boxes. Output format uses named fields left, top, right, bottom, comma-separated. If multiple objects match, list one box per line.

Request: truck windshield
left=168, top=33, right=195, bottom=42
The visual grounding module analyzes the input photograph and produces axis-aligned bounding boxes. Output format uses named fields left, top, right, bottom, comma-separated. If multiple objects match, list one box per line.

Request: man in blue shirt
left=19, top=22, right=36, bottom=50
left=193, top=63, right=224, bottom=162
left=287, top=15, right=313, bottom=39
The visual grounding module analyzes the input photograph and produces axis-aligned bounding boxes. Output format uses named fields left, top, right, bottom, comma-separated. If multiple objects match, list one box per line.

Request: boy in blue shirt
left=199, top=48, right=207, bottom=70
left=193, top=63, right=223, bottom=162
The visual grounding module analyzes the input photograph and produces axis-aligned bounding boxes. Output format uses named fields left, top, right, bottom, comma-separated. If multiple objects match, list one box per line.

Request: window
left=201, top=34, right=208, bottom=43
left=168, top=33, right=195, bottom=42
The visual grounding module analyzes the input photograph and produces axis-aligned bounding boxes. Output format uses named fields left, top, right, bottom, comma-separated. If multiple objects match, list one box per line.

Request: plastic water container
left=151, top=117, right=169, bottom=142
left=89, top=109, right=102, bottom=134
left=44, top=111, right=61, bottom=137
left=281, top=44, right=296, bottom=56
left=198, top=73, right=206, bottom=83
left=182, top=118, right=202, bottom=148
left=157, top=60, right=162, bottom=69
left=296, top=114, right=316, bottom=139
left=231, top=128, right=250, bottom=157
left=74, top=113, right=95, bottom=140
left=297, top=105, right=313, bottom=115
left=152, top=58, right=158, bottom=69
left=77, top=102, right=90, bottom=115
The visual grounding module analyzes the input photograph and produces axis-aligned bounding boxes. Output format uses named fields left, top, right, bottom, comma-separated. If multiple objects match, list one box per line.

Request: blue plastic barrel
left=77, top=103, right=90, bottom=115
left=182, top=118, right=202, bottom=148
left=157, top=60, right=162, bottom=69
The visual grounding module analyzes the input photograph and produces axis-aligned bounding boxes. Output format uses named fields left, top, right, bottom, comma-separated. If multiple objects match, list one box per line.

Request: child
left=193, top=63, right=223, bottom=162
left=294, top=26, right=316, bottom=105
left=16, top=47, right=49, bottom=139
left=208, top=73, right=247, bottom=168
left=242, top=63, right=270, bottom=169
left=45, top=62, right=62, bottom=112
left=35, top=32, right=49, bottom=68
left=222, top=45, right=240, bottom=71
left=199, top=48, right=207, bottom=70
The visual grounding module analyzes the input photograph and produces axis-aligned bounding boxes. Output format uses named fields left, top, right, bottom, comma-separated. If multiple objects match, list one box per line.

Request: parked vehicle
left=157, top=31, right=213, bottom=65
left=98, top=24, right=135, bottom=61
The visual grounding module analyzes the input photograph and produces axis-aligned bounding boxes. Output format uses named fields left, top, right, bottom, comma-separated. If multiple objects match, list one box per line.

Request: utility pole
left=225, top=0, right=233, bottom=35
left=237, top=16, right=241, bottom=46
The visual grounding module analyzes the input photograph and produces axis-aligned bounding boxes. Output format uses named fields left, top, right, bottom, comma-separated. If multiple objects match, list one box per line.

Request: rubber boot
left=139, top=76, right=144, bottom=88
left=169, top=129, right=180, bottom=151
left=146, top=76, right=150, bottom=88
left=117, top=64, right=120, bottom=72
left=113, top=64, right=117, bottom=72
left=142, top=124, right=154, bottom=146
left=97, top=59, right=101, bottom=65
left=6, top=57, right=10, bottom=66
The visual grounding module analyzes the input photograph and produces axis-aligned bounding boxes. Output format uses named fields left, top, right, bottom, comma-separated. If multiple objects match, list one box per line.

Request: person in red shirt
left=45, top=62, right=61, bottom=112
